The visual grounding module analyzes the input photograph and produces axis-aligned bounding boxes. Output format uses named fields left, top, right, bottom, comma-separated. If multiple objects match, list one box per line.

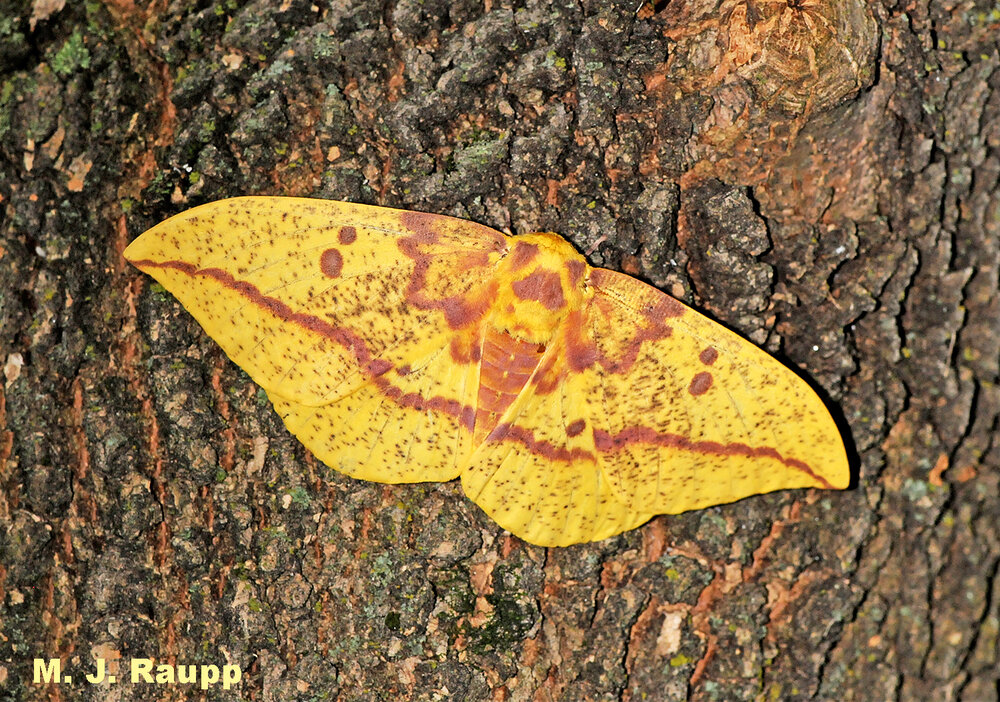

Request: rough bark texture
left=1, top=0, right=998, bottom=700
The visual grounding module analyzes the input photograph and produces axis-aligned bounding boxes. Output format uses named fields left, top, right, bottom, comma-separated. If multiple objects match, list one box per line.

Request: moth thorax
left=491, top=234, right=587, bottom=344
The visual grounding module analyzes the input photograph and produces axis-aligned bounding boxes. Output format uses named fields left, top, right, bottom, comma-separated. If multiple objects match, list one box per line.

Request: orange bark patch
left=928, top=453, right=948, bottom=486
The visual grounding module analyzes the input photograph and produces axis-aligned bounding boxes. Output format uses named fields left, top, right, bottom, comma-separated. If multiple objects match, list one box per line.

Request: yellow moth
left=125, top=197, right=849, bottom=546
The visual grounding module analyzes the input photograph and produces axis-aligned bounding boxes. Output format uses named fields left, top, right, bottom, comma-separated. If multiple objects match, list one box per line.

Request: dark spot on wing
left=320, top=248, right=343, bottom=278
left=338, top=226, right=357, bottom=244
left=688, top=371, right=713, bottom=396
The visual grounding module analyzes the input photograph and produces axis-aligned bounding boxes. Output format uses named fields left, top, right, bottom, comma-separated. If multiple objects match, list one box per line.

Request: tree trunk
left=1, top=0, right=997, bottom=699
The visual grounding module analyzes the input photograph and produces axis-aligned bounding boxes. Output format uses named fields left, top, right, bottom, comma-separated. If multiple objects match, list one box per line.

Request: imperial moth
left=125, top=197, right=849, bottom=547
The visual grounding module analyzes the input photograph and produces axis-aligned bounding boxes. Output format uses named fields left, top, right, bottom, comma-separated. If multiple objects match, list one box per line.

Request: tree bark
left=1, top=0, right=997, bottom=699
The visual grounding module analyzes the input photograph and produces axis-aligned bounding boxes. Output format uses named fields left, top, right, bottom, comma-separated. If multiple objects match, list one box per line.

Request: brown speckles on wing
left=576, top=266, right=849, bottom=514
left=124, top=196, right=506, bottom=482
left=462, top=361, right=652, bottom=547
left=272, top=343, right=477, bottom=483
